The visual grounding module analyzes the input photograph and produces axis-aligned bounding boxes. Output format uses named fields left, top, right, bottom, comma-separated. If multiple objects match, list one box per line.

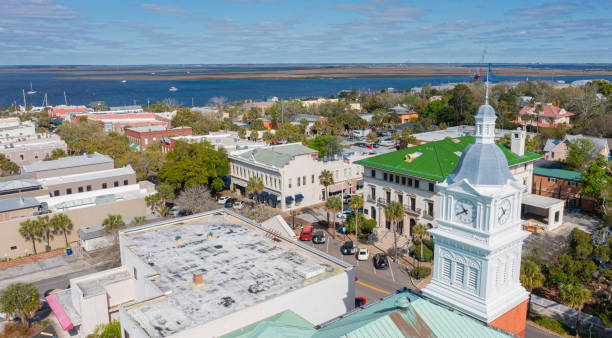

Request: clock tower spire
left=422, top=95, right=530, bottom=337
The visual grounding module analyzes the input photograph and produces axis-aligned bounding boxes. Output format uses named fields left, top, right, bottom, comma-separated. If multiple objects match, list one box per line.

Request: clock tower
left=422, top=85, right=530, bottom=337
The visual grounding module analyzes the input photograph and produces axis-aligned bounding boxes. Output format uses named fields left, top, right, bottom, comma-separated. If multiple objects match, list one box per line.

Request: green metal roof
left=222, top=310, right=314, bottom=338
left=355, top=136, right=542, bottom=182
left=314, top=290, right=510, bottom=338
left=533, top=166, right=583, bottom=182
left=237, top=143, right=317, bottom=168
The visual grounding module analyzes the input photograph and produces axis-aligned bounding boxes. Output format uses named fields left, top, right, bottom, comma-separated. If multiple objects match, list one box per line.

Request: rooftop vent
left=404, top=152, right=422, bottom=162
left=193, top=270, right=204, bottom=285
left=395, top=296, right=411, bottom=311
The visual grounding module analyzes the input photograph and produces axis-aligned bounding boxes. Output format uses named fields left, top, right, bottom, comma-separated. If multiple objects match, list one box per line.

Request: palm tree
left=33, top=215, right=52, bottom=252
left=19, top=219, right=41, bottom=255
left=520, top=259, right=545, bottom=315
left=412, top=223, right=429, bottom=269
left=385, top=201, right=404, bottom=262
left=559, top=282, right=592, bottom=337
left=103, top=214, right=126, bottom=243
left=325, top=196, right=342, bottom=238
left=318, top=170, right=334, bottom=200
left=348, top=195, right=364, bottom=238
left=50, top=214, right=73, bottom=247
left=246, top=176, right=264, bottom=203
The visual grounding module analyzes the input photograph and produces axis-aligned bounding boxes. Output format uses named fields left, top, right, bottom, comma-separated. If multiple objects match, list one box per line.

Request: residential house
left=124, top=126, right=192, bottom=150
left=229, top=143, right=365, bottom=210
left=515, top=103, right=574, bottom=128
left=389, top=104, right=419, bottom=123
left=543, top=134, right=610, bottom=161
left=532, top=167, right=598, bottom=212
left=46, top=210, right=354, bottom=337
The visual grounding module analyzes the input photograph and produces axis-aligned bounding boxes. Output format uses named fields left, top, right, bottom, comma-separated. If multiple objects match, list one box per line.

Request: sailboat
left=169, top=86, right=178, bottom=92
left=121, top=80, right=127, bottom=83
left=27, top=82, right=36, bottom=95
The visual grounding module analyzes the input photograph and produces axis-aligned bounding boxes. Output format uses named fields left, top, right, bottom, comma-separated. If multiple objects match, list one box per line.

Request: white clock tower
left=422, top=84, right=530, bottom=336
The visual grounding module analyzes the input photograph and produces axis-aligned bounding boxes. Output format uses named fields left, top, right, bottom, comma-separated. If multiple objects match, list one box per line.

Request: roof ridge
left=432, top=142, right=445, bottom=178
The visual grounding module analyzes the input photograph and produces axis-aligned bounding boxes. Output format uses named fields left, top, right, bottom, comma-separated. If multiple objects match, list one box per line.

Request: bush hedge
left=531, top=315, right=571, bottom=335
left=410, top=241, right=433, bottom=262
left=411, top=266, right=431, bottom=279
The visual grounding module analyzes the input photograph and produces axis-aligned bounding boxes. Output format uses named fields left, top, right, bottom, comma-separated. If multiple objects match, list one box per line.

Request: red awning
left=46, top=294, right=73, bottom=331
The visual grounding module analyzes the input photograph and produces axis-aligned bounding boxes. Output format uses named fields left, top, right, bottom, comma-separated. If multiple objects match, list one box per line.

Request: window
left=371, top=169, right=376, bottom=178
left=78, top=186, right=83, bottom=193
left=389, top=174, right=394, bottom=182
left=303, top=176, right=306, bottom=185
left=312, top=175, right=315, bottom=183
left=383, top=173, right=388, bottom=181
left=555, top=211, right=560, bottom=223
left=133, top=267, right=138, bottom=280
left=408, top=178, right=413, bottom=186
left=53, top=190, right=60, bottom=197
left=548, top=177, right=557, bottom=183
left=86, top=185, right=92, bottom=191
left=66, top=188, right=72, bottom=195
left=428, top=182, right=434, bottom=192
left=395, top=176, right=399, bottom=184
left=386, top=190, right=391, bottom=203
left=568, top=181, right=578, bottom=187
left=370, top=186, right=376, bottom=200
left=371, top=207, right=376, bottom=220
left=427, top=201, right=434, bottom=217
left=10, top=246, right=16, bottom=250
left=551, top=152, right=555, bottom=159
left=124, top=180, right=129, bottom=185
left=402, top=177, right=406, bottom=185
left=397, top=194, right=403, bottom=204
left=443, top=258, right=452, bottom=279
left=102, top=183, right=108, bottom=189
left=410, top=197, right=416, bottom=211
left=455, top=263, right=465, bottom=284
left=468, top=268, right=478, bottom=289
left=297, top=177, right=301, bottom=187
left=114, top=181, right=119, bottom=187
left=288, top=179, right=292, bottom=189
left=414, top=180, right=420, bottom=189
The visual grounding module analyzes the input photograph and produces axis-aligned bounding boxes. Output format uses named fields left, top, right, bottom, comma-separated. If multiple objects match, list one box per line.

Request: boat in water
left=121, top=80, right=127, bottom=83
left=27, top=82, right=36, bottom=95
left=169, top=86, right=178, bottom=92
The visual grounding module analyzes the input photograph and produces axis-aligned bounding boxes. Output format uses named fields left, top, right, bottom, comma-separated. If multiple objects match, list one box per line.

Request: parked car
left=300, top=226, right=314, bottom=241
left=217, top=196, right=230, bottom=204
left=336, top=210, right=353, bottom=219
left=312, top=231, right=326, bottom=244
left=379, top=139, right=395, bottom=147
left=168, top=206, right=180, bottom=216
left=341, top=241, right=356, bottom=255
left=357, top=248, right=369, bottom=261
left=224, top=198, right=236, bottom=208
left=373, top=253, right=389, bottom=269
left=233, top=201, right=244, bottom=209
left=343, top=194, right=357, bottom=204
left=355, top=297, right=367, bottom=308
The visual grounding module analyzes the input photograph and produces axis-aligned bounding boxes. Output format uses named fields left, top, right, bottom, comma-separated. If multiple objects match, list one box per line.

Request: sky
left=1, top=0, right=612, bottom=65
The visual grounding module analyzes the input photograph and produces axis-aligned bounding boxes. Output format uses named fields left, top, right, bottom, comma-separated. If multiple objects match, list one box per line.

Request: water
left=2, top=71, right=612, bottom=108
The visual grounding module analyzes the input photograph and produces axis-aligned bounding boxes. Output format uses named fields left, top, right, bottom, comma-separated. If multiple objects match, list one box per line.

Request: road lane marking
left=356, top=280, right=390, bottom=294
left=389, top=264, right=395, bottom=282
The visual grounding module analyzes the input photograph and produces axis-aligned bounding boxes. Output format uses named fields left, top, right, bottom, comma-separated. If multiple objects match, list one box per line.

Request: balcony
left=404, top=206, right=421, bottom=217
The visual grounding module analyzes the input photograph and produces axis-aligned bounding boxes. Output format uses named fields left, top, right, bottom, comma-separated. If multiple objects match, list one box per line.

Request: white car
left=379, top=139, right=395, bottom=147
left=336, top=210, right=353, bottom=219
left=217, top=196, right=230, bottom=204
left=357, top=248, right=370, bottom=261
left=233, top=201, right=244, bottom=209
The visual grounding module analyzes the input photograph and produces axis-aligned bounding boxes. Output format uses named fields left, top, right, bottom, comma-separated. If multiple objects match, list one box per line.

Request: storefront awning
left=285, top=196, right=294, bottom=203
left=269, top=194, right=278, bottom=202
left=46, top=294, right=73, bottom=331
left=261, top=191, right=269, bottom=197
left=295, top=194, right=304, bottom=201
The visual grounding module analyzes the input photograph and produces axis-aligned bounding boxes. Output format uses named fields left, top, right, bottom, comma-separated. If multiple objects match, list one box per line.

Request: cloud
left=509, top=1, right=588, bottom=20
left=140, top=3, right=188, bottom=15
left=0, top=0, right=80, bottom=20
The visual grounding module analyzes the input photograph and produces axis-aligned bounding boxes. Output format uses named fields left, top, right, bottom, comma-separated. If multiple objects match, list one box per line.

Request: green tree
left=249, top=130, right=259, bottom=140
left=448, top=84, right=474, bottom=125
left=349, top=195, right=364, bottom=238
left=211, top=177, right=225, bottom=193
left=0, top=154, right=20, bottom=176
left=90, top=101, right=108, bottom=112
left=559, top=282, right=592, bottom=337
left=366, top=132, right=378, bottom=143
left=246, top=176, right=264, bottom=202
left=238, top=129, right=247, bottom=138
left=0, top=283, right=40, bottom=326
left=565, top=138, right=598, bottom=171
left=307, top=135, right=343, bottom=157
left=33, top=215, right=52, bottom=252
left=130, top=216, right=147, bottom=226
left=299, top=118, right=309, bottom=132
left=43, top=148, right=67, bottom=161
left=159, top=140, right=229, bottom=190
left=412, top=223, right=430, bottom=269
left=50, top=214, right=72, bottom=247
left=18, top=219, right=41, bottom=255
left=156, top=184, right=175, bottom=202
left=520, top=259, right=545, bottom=314
left=385, top=201, right=404, bottom=262
left=92, top=320, right=121, bottom=338
left=318, top=170, right=334, bottom=200
left=581, top=155, right=612, bottom=222
left=325, top=196, right=342, bottom=237
left=103, top=214, right=125, bottom=242
left=262, top=131, right=276, bottom=144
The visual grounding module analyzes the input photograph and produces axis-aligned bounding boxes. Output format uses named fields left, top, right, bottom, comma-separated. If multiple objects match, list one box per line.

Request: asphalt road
left=33, top=260, right=119, bottom=294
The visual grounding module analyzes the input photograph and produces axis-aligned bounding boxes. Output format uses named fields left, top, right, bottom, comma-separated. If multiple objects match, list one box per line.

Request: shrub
left=410, top=241, right=433, bottom=262
left=531, top=315, right=571, bottom=335
left=0, top=323, right=32, bottom=338
left=599, top=308, right=612, bottom=327
left=344, top=214, right=376, bottom=234
left=411, top=266, right=431, bottom=279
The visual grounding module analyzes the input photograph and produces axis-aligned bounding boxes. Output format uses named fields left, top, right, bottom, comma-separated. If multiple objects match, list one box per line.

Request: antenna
left=485, top=66, right=489, bottom=105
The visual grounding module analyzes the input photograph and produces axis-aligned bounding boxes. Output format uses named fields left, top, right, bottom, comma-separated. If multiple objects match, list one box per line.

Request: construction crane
left=473, top=49, right=487, bottom=81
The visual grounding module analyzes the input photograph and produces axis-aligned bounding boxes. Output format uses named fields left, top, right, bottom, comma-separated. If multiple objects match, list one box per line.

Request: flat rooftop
left=37, top=165, right=134, bottom=187
left=122, top=211, right=348, bottom=337
left=77, top=270, right=131, bottom=297
left=22, top=152, right=112, bottom=173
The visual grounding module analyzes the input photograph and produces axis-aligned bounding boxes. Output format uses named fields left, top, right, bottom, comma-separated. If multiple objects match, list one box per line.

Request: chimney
left=511, top=127, right=526, bottom=156
left=193, top=270, right=204, bottom=285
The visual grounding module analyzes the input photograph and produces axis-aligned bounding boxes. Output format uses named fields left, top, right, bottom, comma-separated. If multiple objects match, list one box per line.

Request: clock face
left=497, top=198, right=511, bottom=225
left=455, top=198, right=476, bottom=225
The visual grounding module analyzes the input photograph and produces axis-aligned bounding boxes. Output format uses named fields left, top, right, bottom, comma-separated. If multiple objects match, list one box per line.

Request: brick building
left=77, top=113, right=169, bottom=135
left=532, top=167, right=598, bottom=212
left=124, top=126, right=192, bottom=150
